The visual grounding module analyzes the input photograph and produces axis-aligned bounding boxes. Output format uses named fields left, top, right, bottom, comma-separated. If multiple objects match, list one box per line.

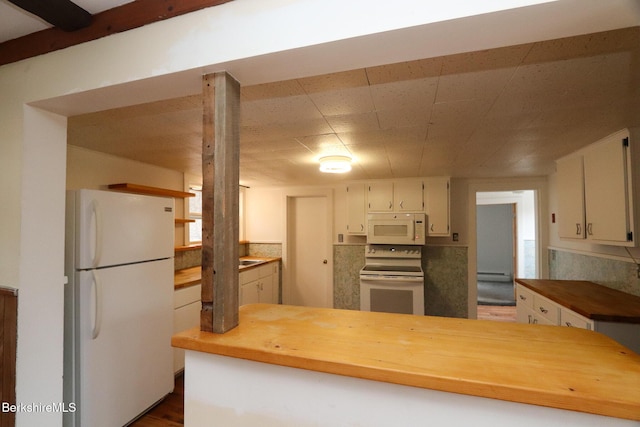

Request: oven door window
left=370, top=288, right=414, bottom=314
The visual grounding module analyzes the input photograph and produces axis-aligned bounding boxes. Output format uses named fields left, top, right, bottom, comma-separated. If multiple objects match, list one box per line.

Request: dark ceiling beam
left=7, top=0, right=92, bottom=31
left=0, top=0, right=233, bottom=67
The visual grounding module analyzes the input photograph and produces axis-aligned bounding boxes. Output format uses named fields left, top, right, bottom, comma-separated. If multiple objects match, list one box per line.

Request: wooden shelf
left=175, top=218, right=196, bottom=224
left=108, top=183, right=195, bottom=198
left=175, top=244, right=202, bottom=252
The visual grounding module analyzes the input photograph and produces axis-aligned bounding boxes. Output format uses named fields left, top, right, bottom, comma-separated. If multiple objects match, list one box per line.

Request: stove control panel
left=365, top=245, right=422, bottom=258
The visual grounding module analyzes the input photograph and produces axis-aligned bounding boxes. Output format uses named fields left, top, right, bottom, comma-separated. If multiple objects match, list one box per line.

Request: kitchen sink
left=239, top=259, right=264, bottom=267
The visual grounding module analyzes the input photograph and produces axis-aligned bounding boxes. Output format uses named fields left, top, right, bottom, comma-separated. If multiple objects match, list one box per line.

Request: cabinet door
left=583, top=132, right=632, bottom=244
left=394, top=180, right=424, bottom=211
left=259, top=275, right=275, bottom=304
left=424, top=177, right=450, bottom=236
left=174, top=299, right=201, bottom=373
left=556, top=155, right=585, bottom=239
left=240, top=280, right=260, bottom=306
left=368, top=182, right=393, bottom=212
left=346, top=184, right=366, bottom=234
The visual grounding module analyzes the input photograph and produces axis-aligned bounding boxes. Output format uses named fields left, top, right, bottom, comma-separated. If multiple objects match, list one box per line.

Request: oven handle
left=360, top=275, right=424, bottom=282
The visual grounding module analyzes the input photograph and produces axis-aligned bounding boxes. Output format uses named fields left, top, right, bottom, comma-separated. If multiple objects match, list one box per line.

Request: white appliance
left=367, top=213, right=426, bottom=245
left=360, top=245, right=425, bottom=315
left=64, top=189, right=175, bottom=427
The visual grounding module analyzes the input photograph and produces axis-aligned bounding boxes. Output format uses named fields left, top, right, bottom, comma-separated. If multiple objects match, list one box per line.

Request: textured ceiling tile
left=66, top=27, right=640, bottom=187
left=325, top=111, right=379, bottom=133
left=371, top=77, right=437, bottom=111
left=441, top=43, right=532, bottom=75
left=308, top=85, right=375, bottom=116
left=298, top=69, right=369, bottom=93
left=241, top=80, right=306, bottom=101
left=242, top=94, right=323, bottom=125
left=435, top=67, right=515, bottom=103
left=366, top=57, right=442, bottom=85
left=522, top=27, right=640, bottom=64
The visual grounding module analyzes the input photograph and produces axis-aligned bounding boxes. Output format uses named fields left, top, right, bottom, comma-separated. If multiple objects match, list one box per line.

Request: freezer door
left=70, top=189, right=174, bottom=269
left=73, top=259, right=173, bottom=427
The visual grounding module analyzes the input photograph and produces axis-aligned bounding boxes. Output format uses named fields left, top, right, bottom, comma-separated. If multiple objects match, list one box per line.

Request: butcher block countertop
left=516, top=279, right=640, bottom=323
left=174, top=257, right=280, bottom=290
left=172, top=303, right=640, bottom=421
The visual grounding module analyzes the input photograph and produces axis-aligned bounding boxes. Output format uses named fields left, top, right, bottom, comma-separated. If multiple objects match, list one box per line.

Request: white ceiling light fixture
left=319, top=155, right=352, bottom=174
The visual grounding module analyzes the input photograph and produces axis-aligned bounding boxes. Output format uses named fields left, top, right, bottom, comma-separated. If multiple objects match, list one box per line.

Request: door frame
left=282, top=188, right=334, bottom=307
left=467, top=178, right=548, bottom=319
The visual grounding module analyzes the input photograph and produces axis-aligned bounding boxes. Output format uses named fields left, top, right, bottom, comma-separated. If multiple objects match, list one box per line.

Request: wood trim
left=108, top=183, right=195, bottom=198
left=201, top=72, right=241, bottom=334
left=7, top=0, right=92, bottom=32
left=0, top=0, right=233, bottom=66
left=0, top=289, right=17, bottom=427
left=175, top=218, right=196, bottom=224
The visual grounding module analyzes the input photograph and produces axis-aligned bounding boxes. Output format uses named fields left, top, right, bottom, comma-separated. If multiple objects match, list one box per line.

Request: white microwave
left=367, top=213, right=426, bottom=245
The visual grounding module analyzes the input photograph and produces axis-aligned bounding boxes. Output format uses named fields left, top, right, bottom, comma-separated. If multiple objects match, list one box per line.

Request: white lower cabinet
left=515, top=285, right=557, bottom=325
left=173, top=284, right=201, bottom=374
left=239, top=262, right=279, bottom=306
left=516, top=284, right=640, bottom=353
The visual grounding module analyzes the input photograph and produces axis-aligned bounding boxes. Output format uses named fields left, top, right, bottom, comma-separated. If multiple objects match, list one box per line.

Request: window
left=187, top=185, right=202, bottom=245
left=185, top=184, right=245, bottom=245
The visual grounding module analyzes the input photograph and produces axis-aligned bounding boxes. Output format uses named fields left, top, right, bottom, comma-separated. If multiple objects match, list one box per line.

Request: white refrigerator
left=64, top=189, right=175, bottom=427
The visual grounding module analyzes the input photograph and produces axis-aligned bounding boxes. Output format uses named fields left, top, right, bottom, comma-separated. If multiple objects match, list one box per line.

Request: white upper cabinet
left=556, top=128, right=636, bottom=246
left=424, top=177, right=450, bottom=236
left=346, top=183, right=366, bottom=235
left=367, top=180, right=424, bottom=212
left=394, top=180, right=424, bottom=212
left=556, top=155, right=585, bottom=239
left=367, top=182, right=394, bottom=212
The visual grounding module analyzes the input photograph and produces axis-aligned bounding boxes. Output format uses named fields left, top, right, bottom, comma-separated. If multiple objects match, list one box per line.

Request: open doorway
left=475, top=190, right=537, bottom=322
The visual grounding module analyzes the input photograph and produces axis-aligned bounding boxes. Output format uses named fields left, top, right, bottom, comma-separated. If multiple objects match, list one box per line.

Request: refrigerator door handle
left=91, top=270, right=103, bottom=340
left=91, top=199, right=103, bottom=268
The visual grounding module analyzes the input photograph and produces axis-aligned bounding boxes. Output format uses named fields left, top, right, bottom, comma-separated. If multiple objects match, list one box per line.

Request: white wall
left=67, top=145, right=186, bottom=245
left=2, top=1, right=638, bottom=425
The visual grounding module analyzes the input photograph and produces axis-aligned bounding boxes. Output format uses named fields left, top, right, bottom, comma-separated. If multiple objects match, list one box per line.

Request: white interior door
left=285, top=194, right=331, bottom=308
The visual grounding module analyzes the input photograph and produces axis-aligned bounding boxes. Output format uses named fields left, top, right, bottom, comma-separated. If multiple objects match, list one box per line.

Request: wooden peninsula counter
left=173, top=304, right=640, bottom=426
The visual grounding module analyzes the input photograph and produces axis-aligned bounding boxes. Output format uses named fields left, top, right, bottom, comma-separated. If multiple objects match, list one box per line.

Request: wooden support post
left=201, top=72, right=241, bottom=333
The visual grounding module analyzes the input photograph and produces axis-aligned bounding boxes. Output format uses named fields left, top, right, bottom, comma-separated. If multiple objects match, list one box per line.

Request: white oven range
left=359, top=245, right=424, bottom=316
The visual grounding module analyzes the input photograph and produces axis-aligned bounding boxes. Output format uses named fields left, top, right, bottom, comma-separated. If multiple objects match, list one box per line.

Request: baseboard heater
left=477, top=272, right=513, bottom=283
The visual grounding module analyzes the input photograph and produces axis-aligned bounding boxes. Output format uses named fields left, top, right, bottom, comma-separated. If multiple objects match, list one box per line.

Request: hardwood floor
left=131, top=306, right=515, bottom=426
left=130, top=374, right=184, bottom=427
left=477, top=304, right=517, bottom=322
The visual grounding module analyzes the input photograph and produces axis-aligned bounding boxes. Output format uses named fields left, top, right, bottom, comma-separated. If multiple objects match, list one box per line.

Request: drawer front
left=257, top=264, right=272, bottom=278
left=516, top=284, right=534, bottom=310
left=516, top=305, right=536, bottom=324
left=561, top=308, right=593, bottom=330
left=532, top=313, right=556, bottom=326
left=174, top=284, right=202, bottom=309
left=533, top=294, right=560, bottom=324
left=240, top=268, right=259, bottom=284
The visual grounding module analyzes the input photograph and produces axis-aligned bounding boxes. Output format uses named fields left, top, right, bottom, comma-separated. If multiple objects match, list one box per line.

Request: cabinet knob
left=576, top=223, right=581, bottom=235
left=539, top=306, right=548, bottom=314
left=587, top=223, right=593, bottom=236
left=323, top=259, right=328, bottom=264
